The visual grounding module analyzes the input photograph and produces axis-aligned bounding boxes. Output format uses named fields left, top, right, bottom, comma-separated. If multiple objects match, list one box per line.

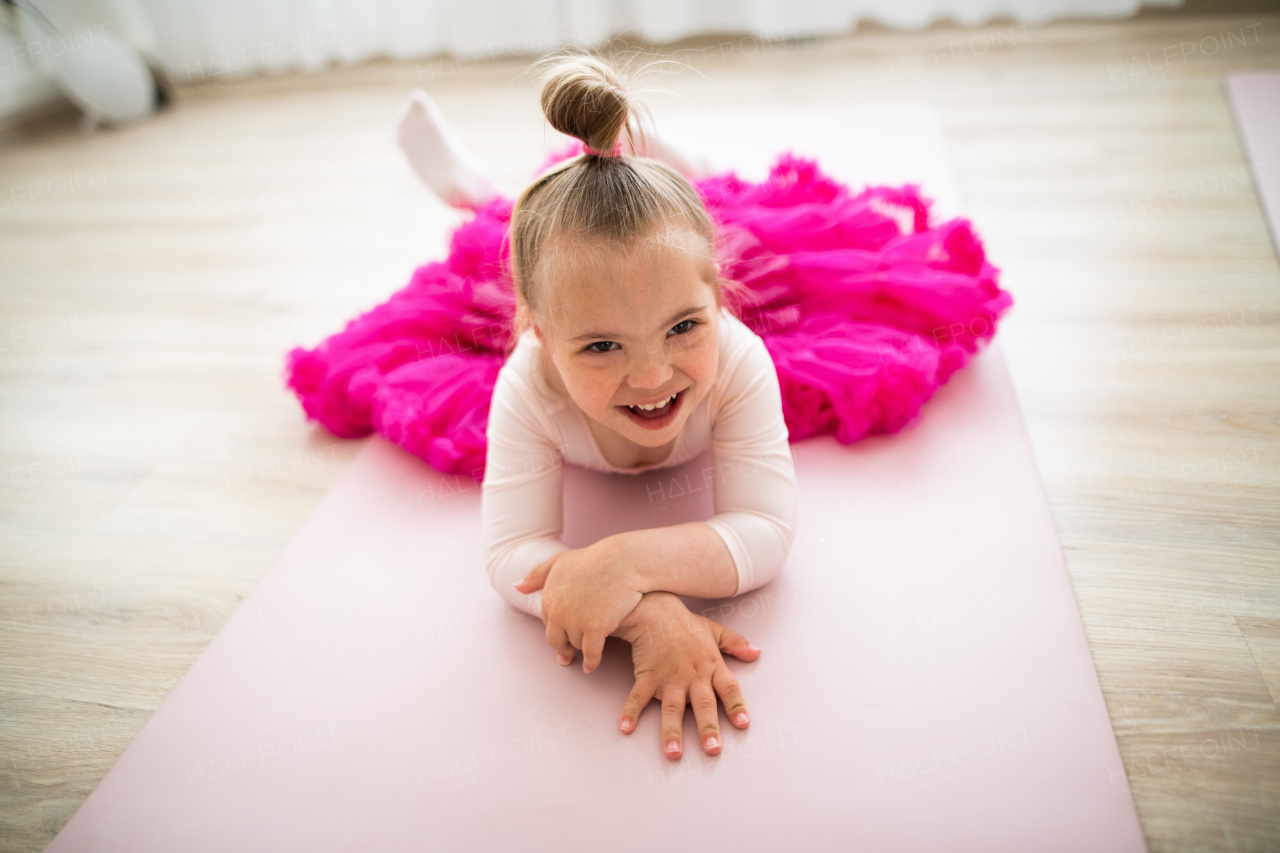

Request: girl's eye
left=582, top=319, right=698, bottom=354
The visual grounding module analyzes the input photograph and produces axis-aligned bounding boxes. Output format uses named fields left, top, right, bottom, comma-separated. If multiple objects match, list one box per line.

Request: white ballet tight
left=395, top=89, right=716, bottom=210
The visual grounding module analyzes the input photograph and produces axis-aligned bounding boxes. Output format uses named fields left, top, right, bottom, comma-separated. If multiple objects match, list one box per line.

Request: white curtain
left=14, top=0, right=1187, bottom=84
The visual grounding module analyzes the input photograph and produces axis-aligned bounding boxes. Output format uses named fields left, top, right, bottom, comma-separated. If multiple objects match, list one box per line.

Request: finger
left=515, top=556, right=555, bottom=593
left=581, top=631, right=606, bottom=675
left=712, top=665, right=750, bottom=728
left=661, top=685, right=687, bottom=760
left=688, top=679, right=722, bottom=755
left=619, top=678, right=656, bottom=734
left=715, top=623, right=762, bottom=662
left=545, top=623, right=575, bottom=665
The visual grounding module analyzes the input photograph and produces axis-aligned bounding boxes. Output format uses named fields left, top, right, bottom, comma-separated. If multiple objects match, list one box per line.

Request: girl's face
left=531, top=235, right=721, bottom=449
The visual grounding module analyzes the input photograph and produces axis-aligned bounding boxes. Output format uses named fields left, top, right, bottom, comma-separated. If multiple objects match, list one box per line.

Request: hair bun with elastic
left=538, top=54, right=630, bottom=159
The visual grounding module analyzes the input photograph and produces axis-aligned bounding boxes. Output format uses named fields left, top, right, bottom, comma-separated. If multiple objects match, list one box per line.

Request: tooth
left=633, top=394, right=676, bottom=412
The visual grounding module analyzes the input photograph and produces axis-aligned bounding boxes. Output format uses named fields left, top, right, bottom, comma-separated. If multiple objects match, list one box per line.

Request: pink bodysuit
left=481, top=307, right=799, bottom=619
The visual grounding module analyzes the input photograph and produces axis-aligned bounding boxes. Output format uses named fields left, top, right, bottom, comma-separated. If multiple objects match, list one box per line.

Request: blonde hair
left=506, top=50, right=746, bottom=341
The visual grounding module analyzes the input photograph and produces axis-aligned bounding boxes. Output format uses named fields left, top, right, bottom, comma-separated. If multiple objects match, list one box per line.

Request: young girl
left=488, top=59, right=801, bottom=764
left=285, top=51, right=1012, bottom=762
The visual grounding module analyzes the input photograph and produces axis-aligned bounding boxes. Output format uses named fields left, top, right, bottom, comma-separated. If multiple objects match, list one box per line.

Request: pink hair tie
left=582, top=139, right=624, bottom=158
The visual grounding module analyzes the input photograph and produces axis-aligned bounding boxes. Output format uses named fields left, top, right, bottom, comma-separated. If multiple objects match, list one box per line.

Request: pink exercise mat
left=43, top=106, right=1147, bottom=852
left=1226, top=72, right=1280, bottom=256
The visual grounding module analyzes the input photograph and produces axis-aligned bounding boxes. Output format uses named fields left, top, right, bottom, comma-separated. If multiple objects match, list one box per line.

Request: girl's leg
left=397, top=88, right=716, bottom=208
left=621, top=118, right=718, bottom=179
left=395, top=90, right=515, bottom=210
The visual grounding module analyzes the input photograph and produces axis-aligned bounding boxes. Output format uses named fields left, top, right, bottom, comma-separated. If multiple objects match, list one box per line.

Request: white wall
left=1, top=0, right=1187, bottom=128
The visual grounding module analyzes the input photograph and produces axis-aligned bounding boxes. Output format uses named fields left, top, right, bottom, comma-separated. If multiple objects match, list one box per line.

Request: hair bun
left=537, top=54, right=631, bottom=158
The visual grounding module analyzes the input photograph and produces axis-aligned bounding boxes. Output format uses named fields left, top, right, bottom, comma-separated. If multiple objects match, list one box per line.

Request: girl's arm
left=481, top=367, right=570, bottom=620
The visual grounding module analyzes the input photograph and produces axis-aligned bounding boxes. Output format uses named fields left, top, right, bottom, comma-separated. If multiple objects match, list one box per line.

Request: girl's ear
left=515, top=300, right=539, bottom=341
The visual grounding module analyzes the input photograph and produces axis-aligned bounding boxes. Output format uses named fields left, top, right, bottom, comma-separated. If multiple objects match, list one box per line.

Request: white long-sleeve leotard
left=481, top=307, right=798, bottom=619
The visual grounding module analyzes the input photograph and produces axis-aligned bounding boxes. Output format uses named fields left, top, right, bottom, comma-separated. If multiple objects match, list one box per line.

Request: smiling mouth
left=618, top=389, right=685, bottom=428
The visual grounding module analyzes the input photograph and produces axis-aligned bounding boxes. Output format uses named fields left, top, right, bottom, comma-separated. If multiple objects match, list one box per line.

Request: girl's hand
left=514, top=540, right=645, bottom=675
left=614, top=591, right=761, bottom=759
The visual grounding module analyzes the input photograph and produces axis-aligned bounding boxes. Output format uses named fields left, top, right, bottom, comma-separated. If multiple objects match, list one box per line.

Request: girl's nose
left=629, top=345, right=673, bottom=390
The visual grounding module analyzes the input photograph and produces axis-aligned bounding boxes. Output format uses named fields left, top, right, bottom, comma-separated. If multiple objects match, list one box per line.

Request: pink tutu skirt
left=284, top=141, right=1013, bottom=480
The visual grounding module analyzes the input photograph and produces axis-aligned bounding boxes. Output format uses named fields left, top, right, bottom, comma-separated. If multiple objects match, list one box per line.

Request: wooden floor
left=1, top=10, right=1278, bottom=852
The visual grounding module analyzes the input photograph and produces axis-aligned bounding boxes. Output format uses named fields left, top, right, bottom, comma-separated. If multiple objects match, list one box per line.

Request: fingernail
left=557, top=654, right=571, bottom=665
left=747, top=643, right=761, bottom=652
left=705, top=735, right=720, bottom=749
left=665, top=740, right=680, bottom=756
left=620, top=719, right=633, bottom=732
left=734, top=712, right=749, bottom=726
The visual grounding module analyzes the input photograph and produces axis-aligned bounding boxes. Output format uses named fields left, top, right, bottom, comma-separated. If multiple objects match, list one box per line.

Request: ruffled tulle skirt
left=284, top=141, right=1013, bottom=480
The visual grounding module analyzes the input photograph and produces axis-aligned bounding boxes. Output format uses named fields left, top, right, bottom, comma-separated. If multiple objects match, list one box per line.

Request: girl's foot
left=396, top=90, right=514, bottom=210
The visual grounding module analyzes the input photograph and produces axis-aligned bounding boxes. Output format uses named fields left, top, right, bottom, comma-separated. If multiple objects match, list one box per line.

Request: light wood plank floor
left=1, top=10, right=1277, bottom=852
